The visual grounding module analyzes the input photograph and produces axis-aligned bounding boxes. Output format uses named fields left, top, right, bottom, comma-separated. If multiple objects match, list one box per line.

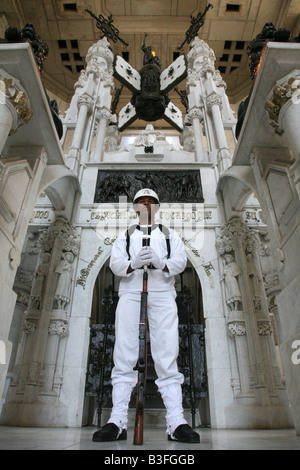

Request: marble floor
left=0, top=425, right=300, bottom=451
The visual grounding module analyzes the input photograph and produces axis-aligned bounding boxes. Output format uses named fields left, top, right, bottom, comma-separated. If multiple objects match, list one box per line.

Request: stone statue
left=246, top=253, right=262, bottom=310
left=134, top=124, right=157, bottom=147
left=30, top=253, right=51, bottom=309
left=54, top=252, right=75, bottom=310
left=222, top=254, right=242, bottom=311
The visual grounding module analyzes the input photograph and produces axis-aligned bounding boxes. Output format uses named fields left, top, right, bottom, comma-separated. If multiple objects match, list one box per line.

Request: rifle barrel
left=133, top=265, right=148, bottom=445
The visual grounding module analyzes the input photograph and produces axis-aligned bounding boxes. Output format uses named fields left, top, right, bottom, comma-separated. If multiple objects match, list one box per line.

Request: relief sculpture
left=94, top=170, right=203, bottom=204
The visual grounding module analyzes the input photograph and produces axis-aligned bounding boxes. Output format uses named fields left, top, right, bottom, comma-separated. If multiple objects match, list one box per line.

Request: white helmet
left=133, top=188, right=160, bottom=205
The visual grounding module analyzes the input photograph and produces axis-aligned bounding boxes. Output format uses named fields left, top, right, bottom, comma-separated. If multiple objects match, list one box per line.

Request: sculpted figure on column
left=54, top=252, right=75, bottom=311
left=29, top=253, right=51, bottom=310
left=222, top=254, right=242, bottom=311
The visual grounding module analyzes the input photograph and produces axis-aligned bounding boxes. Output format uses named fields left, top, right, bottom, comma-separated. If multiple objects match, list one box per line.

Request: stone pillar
left=186, top=107, right=205, bottom=162
left=66, top=37, right=114, bottom=168
left=213, top=69, right=236, bottom=126
left=265, top=70, right=300, bottom=198
left=84, top=38, right=114, bottom=163
left=1, top=217, right=81, bottom=426
left=0, top=69, right=33, bottom=154
left=66, top=92, right=93, bottom=173
left=216, top=217, right=292, bottom=426
left=186, top=38, right=233, bottom=170
left=93, top=107, right=112, bottom=161
left=207, top=92, right=232, bottom=172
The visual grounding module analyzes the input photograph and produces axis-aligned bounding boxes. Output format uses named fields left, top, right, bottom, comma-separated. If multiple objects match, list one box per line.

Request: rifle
left=133, top=262, right=148, bottom=445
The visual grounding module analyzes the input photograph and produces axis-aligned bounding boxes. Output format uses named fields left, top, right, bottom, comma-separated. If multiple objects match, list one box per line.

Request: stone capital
left=48, top=320, right=69, bottom=337
left=228, top=321, right=246, bottom=337
left=96, top=106, right=112, bottom=122
left=77, top=93, right=93, bottom=110
left=206, top=92, right=222, bottom=110
left=257, top=320, right=272, bottom=336
left=186, top=107, right=204, bottom=122
left=85, top=37, right=114, bottom=76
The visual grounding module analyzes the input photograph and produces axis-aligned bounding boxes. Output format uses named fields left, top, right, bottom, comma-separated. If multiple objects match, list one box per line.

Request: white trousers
left=108, top=291, right=186, bottom=432
left=111, top=291, right=184, bottom=388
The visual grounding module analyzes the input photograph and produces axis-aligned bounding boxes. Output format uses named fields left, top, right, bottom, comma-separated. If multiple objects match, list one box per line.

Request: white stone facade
left=0, top=38, right=299, bottom=433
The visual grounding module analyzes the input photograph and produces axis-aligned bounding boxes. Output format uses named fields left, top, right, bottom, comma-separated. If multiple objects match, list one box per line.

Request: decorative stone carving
left=206, top=92, right=222, bottom=110
left=75, top=69, right=87, bottom=90
left=95, top=106, right=111, bottom=122
left=85, top=38, right=114, bottom=75
left=187, top=37, right=216, bottom=73
left=54, top=251, right=75, bottom=311
left=213, top=70, right=226, bottom=89
left=228, top=321, right=246, bottom=337
left=0, top=69, right=33, bottom=133
left=186, top=107, right=204, bottom=122
left=257, top=320, right=272, bottom=336
left=133, top=124, right=158, bottom=147
left=22, top=319, right=37, bottom=335
left=29, top=252, right=51, bottom=309
left=246, top=253, right=263, bottom=310
left=216, top=217, right=264, bottom=315
left=222, top=253, right=242, bottom=311
left=48, top=321, right=68, bottom=337
left=77, top=93, right=93, bottom=110
left=15, top=290, right=30, bottom=307
left=179, top=124, right=195, bottom=152
left=265, top=73, right=300, bottom=134
left=104, top=117, right=121, bottom=152
left=94, top=170, right=203, bottom=204
left=216, top=217, right=260, bottom=256
left=40, top=217, right=80, bottom=256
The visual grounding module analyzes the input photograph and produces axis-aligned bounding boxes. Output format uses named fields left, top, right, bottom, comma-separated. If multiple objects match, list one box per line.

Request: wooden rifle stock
left=133, top=264, right=148, bottom=445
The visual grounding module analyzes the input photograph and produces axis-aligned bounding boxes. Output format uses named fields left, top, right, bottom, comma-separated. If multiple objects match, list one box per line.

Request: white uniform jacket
left=109, top=224, right=187, bottom=293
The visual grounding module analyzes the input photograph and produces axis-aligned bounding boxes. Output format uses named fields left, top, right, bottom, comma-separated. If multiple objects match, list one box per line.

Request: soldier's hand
left=131, top=247, right=152, bottom=269
left=144, top=247, right=165, bottom=270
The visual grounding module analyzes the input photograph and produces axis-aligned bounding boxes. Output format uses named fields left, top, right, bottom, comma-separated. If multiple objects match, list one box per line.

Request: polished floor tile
left=0, top=425, right=300, bottom=451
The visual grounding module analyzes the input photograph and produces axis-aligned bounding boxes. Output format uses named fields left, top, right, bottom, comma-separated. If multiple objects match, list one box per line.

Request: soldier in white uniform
left=92, top=188, right=200, bottom=444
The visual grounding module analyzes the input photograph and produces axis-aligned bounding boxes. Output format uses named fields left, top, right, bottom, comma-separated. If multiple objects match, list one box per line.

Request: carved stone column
left=186, top=107, right=205, bottom=162
left=0, top=69, right=33, bottom=154
left=93, top=107, right=112, bottom=162
left=227, top=320, right=252, bottom=396
left=84, top=38, right=114, bottom=163
left=213, top=69, right=236, bottom=125
left=3, top=217, right=80, bottom=417
left=66, top=37, right=114, bottom=169
left=186, top=38, right=233, bottom=169
left=265, top=70, right=300, bottom=198
left=207, top=92, right=232, bottom=172
left=37, top=218, right=80, bottom=397
left=216, top=217, right=283, bottom=405
left=67, top=92, right=93, bottom=173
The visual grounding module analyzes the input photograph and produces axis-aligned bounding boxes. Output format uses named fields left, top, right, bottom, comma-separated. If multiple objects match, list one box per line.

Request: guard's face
left=134, top=196, right=159, bottom=219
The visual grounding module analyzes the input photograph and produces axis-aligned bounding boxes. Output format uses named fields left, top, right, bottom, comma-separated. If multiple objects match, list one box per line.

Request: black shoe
left=92, top=423, right=127, bottom=442
left=168, top=424, right=200, bottom=443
